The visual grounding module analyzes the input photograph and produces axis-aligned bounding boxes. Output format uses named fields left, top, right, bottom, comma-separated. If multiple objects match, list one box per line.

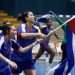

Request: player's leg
left=34, top=45, right=45, bottom=61
left=24, top=69, right=36, bottom=75
left=46, top=47, right=56, bottom=63
left=24, top=60, right=36, bottom=75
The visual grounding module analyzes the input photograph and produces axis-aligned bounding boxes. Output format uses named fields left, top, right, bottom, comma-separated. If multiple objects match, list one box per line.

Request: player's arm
left=19, top=41, right=38, bottom=53
left=18, top=28, right=46, bottom=39
left=17, top=25, right=45, bottom=39
left=0, top=53, right=17, bottom=69
left=19, top=32, right=44, bottom=38
left=12, top=39, right=40, bottom=53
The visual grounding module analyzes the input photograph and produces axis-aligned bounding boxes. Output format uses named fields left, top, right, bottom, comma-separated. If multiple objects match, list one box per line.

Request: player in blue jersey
left=34, top=15, right=59, bottom=63
left=12, top=11, right=45, bottom=75
left=0, top=25, right=18, bottom=75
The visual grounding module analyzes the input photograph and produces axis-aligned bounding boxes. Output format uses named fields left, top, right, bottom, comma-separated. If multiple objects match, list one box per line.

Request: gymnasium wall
left=0, top=0, right=75, bottom=16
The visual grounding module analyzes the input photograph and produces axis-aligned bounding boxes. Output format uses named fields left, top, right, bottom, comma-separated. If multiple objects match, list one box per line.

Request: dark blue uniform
left=40, top=27, right=51, bottom=49
left=11, top=23, right=38, bottom=74
left=0, top=39, right=12, bottom=75
left=37, top=16, right=52, bottom=49
left=0, top=36, right=21, bottom=75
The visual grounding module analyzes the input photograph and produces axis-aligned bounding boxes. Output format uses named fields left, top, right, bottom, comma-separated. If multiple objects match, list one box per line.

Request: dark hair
left=22, top=11, right=31, bottom=23
left=38, top=18, right=49, bottom=23
left=17, top=11, right=30, bottom=23
left=17, top=13, right=22, bottom=21
left=0, top=25, right=11, bottom=35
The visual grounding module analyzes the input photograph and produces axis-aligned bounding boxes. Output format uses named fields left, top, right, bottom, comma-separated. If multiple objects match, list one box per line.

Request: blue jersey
left=41, top=27, right=51, bottom=35
left=0, top=39, right=20, bottom=70
left=0, top=39, right=12, bottom=70
left=40, top=27, right=51, bottom=49
left=12, top=23, right=38, bottom=62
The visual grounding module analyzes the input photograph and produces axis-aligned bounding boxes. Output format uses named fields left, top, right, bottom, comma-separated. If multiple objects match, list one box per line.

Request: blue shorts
left=0, top=66, right=12, bottom=75
left=40, top=40, right=49, bottom=49
left=12, top=60, right=35, bottom=74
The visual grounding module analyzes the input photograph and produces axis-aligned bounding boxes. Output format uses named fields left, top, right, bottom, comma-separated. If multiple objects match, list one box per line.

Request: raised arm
left=18, top=41, right=38, bottom=53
